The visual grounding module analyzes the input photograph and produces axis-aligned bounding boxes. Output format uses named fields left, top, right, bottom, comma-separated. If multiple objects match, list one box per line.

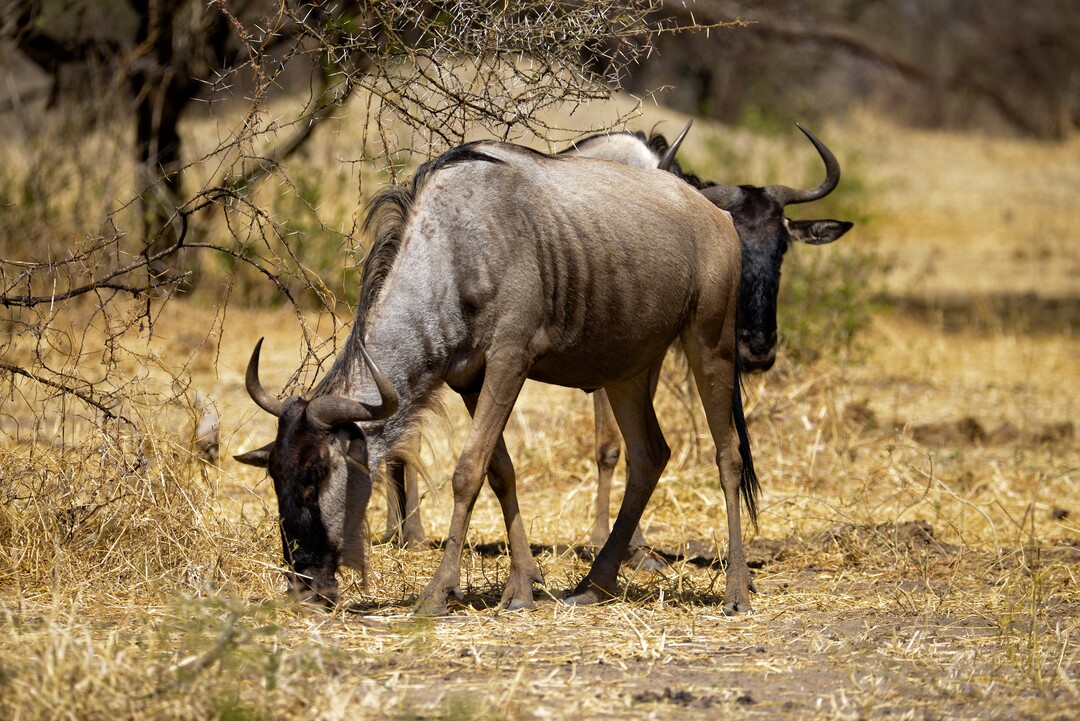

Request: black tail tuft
left=732, top=355, right=760, bottom=530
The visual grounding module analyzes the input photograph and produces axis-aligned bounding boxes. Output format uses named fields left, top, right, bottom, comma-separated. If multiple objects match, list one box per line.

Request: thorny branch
left=0, top=361, right=134, bottom=426
left=1, top=212, right=193, bottom=309
left=0, top=1, right=732, bottom=445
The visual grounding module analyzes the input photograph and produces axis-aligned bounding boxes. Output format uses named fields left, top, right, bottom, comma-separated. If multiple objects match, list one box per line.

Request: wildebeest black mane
left=359, top=144, right=505, bottom=328
left=313, top=144, right=504, bottom=398
left=644, top=132, right=714, bottom=190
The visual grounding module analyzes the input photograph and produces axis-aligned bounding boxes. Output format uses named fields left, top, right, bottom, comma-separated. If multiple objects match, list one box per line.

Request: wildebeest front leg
left=401, top=462, right=425, bottom=544
left=462, top=393, right=544, bottom=610
left=684, top=334, right=754, bottom=614
left=414, top=354, right=528, bottom=615
left=567, top=369, right=670, bottom=605
left=381, top=459, right=406, bottom=544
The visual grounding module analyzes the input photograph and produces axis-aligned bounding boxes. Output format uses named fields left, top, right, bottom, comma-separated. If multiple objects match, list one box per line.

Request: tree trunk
left=130, top=1, right=196, bottom=288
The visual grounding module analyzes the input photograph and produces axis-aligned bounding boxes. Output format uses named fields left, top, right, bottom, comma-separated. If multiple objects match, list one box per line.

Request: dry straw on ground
left=1, top=108, right=1078, bottom=720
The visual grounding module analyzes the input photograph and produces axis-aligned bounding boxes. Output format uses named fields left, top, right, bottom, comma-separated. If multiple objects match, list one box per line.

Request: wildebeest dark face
left=698, top=126, right=854, bottom=372
left=719, top=189, right=852, bottom=372
left=728, top=191, right=789, bottom=371
left=235, top=338, right=398, bottom=605
left=236, top=398, right=372, bottom=605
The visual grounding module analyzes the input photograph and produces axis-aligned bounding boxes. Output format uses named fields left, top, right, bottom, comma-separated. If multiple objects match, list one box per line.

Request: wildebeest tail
left=732, top=355, right=760, bottom=530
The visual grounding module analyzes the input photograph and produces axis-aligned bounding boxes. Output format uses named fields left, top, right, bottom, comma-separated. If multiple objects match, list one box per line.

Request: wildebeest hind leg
left=683, top=337, right=754, bottom=614
left=567, top=368, right=670, bottom=605
left=590, top=390, right=620, bottom=549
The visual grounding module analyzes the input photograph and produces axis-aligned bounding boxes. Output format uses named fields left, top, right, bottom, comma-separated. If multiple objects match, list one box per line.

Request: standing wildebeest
left=567, top=122, right=853, bottom=371
left=564, top=122, right=852, bottom=550
left=236, top=141, right=759, bottom=614
left=379, top=123, right=854, bottom=557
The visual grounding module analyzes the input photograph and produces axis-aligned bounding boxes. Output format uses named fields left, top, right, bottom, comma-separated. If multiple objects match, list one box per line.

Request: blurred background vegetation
left=627, top=0, right=1080, bottom=139
left=0, top=0, right=1076, bottom=437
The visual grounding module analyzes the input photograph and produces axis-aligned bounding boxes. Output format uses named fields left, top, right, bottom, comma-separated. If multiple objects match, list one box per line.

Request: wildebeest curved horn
left=700, top=183, right=745, bottom=210
left=657, top=120, right=693, bottom=171
left=306, top=340, right=400, bottom=428
left=245, top=337, right=284, bottom=417
left=764, top=123, right=841, bottom=206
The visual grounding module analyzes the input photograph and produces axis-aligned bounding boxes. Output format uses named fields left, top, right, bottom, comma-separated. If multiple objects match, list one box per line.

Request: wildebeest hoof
left=414, top=580, right=458, bottom=615
left=722, top=599, right=754, bottom=616
left=562, top=589, right=607, bottom=606
left=501, top=597, right=536, bottom=611
left=288, top=578, right=339, bottom=608
left=376, top=531, right=427, bottom=549
left=561, top=582, right=617, bottom=606
left=414, top=596, right=450, bottom=616
left=499, top=571, right=543, bottom=610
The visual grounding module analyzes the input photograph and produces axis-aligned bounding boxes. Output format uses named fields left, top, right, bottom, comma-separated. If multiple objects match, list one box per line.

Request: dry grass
left=1, top=104, right=1078, bottom=719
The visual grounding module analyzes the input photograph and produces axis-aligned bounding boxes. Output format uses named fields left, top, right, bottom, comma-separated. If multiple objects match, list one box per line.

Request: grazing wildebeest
left=375, top=128, right=690, bottom=552
left=236, top=141, right=759, bottom=614
left=379, top=123, right=854, bottom=559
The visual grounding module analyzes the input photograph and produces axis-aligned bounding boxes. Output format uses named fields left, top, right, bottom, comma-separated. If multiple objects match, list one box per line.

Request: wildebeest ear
left=234, top=441, right=275, bottom=467
left=788, top=219, right=853, bottom=245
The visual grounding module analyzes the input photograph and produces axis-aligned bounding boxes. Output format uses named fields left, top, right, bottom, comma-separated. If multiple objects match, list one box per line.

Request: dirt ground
left=249, top=320, right=1076, bottom=720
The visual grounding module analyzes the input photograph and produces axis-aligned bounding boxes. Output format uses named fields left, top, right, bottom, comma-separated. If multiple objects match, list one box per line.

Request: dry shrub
left=4, top=433, right=215, bottom=598
left=0, top=418, right=295, bottom=720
